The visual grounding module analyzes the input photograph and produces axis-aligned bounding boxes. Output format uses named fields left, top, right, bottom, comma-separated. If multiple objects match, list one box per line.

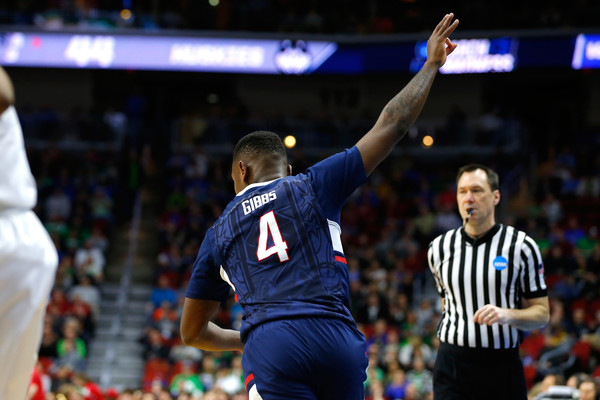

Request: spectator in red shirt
left=72, top=373, right=105, bottom=400
left=27, top=363, right=46, bottom=400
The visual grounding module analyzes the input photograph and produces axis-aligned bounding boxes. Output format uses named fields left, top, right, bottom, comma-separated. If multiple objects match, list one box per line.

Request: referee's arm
left=473, top=296, right=549, bottom=331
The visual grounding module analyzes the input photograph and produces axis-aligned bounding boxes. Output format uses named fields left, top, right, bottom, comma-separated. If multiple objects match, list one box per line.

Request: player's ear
left=493, top=190, right=500, bottom=206
left=287, top=164, right=292, bottom=176
left=240, top=161, right=251, bottom=184
left=236, top=160, right=245, bottom=176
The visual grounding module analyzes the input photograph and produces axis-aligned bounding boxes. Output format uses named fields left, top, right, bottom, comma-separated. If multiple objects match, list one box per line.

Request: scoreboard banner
left=0, top=29, right=591, bottom=74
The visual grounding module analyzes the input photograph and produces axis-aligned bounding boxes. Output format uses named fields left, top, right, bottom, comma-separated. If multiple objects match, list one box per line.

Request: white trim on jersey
left=327, top=219, right=344, bottom=254
left=220, top=265, right=236, bottom=291
left=248, top=384, right=263, bottom=400
left=236, top=178, right=283, bottom=197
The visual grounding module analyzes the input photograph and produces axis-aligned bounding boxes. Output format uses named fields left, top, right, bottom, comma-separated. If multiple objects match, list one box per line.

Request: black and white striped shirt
left=427, top=224, right=547, bottom=349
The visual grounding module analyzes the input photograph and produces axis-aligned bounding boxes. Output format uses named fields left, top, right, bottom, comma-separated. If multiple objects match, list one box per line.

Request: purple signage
left=0, top=31, right=337, bottom=74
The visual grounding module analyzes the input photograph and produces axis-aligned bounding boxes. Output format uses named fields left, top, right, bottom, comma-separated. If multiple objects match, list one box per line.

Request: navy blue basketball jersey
left=186, top=146, right=367, bottom=342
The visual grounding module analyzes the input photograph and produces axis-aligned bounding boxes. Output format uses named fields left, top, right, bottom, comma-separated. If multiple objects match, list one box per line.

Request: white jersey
left=0, top=103, right=57, bottom=399
left=0, top=106, right=37, bottom=211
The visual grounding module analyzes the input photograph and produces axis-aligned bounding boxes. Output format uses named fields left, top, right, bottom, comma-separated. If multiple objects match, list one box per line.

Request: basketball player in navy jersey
left=181, top=13, right=459, bottom=399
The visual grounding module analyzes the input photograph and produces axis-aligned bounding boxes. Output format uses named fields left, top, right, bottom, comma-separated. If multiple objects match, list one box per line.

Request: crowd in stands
left=17, top=93, right=534, bottom=160
left=27, top=147, right=119, bottom=400
left=1, top=0, right=598, bottom=33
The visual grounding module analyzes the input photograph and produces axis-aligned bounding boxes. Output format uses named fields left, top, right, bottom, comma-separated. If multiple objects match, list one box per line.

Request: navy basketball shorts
left=242, top=317, right=368, bottom=400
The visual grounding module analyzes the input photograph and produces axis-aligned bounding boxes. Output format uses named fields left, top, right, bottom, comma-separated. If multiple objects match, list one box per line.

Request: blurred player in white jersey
left=0, top=65, right=58, bottom=400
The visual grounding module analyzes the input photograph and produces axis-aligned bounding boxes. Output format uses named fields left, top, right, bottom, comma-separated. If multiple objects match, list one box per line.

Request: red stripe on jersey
left=235, top=294, right=238, bottom=302
left=245, top=373, right=255, bottom=391
left=335, top=255, right=347, bottom=264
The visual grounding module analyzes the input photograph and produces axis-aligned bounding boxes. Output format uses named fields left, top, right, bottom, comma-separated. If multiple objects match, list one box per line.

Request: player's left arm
left=180, top=297, right=243, bottom=352
left=181, top=229, right=242, bottom=352
left=356, top=13, right=458, bottom=175
left=0, top=66, right=15, bottom=114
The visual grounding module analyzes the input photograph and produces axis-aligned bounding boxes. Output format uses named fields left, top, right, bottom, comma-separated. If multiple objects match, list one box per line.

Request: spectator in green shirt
left=170, top=361, right=204, bottom=399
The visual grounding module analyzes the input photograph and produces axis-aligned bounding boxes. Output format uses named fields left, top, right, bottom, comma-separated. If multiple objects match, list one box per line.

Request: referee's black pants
left=433, top=342, right=527, bottom=400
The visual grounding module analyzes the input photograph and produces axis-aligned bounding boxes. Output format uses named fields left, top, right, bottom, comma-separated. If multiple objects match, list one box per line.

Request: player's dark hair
left=233, top=131, right=287, bottom=163
left=456, top=163, right=499, bottom=191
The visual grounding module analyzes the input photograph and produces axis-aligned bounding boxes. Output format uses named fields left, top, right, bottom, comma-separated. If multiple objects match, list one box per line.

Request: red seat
left=521, top=332, right=545, bottom=360
left=570, top=299, right=587, bottom=313
left=144, top=358, right=170, bottom=376
left=589, top=299, right=600, bottom=314
left=143, top=360, right=171, bottom=392
left=572, top=340, right=592, bottom=369
left=544, top=274, right=562, bottom=290
left=523, top=365, right=538, bottom=390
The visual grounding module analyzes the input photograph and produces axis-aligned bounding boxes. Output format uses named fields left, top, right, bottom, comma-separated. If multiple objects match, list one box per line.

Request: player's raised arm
left=0, top=66, right=15, bottom=114
left=356, top=13, right=459, bottom=176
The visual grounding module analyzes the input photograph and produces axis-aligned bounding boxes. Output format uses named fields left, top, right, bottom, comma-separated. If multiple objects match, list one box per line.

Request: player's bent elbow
left=180, top=331, right=191, bottom=347
left=180, top=326, right=200, bottom=348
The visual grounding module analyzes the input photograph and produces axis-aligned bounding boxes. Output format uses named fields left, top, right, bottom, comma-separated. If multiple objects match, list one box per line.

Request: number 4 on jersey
left=257, top=211, right=289, bottom=262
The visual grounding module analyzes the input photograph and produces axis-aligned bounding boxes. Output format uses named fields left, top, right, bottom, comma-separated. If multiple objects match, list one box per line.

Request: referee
left=427, top=164, right=549, bottom=400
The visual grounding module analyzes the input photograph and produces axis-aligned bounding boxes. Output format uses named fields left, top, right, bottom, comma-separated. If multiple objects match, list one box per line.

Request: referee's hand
left=473, top=305, right=508, bottom=326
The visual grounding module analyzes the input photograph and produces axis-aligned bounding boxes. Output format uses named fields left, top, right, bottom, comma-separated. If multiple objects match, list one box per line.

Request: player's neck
left=251, top=172, right=286, bottom=184
left=248, top=163, right=289, bottom=185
